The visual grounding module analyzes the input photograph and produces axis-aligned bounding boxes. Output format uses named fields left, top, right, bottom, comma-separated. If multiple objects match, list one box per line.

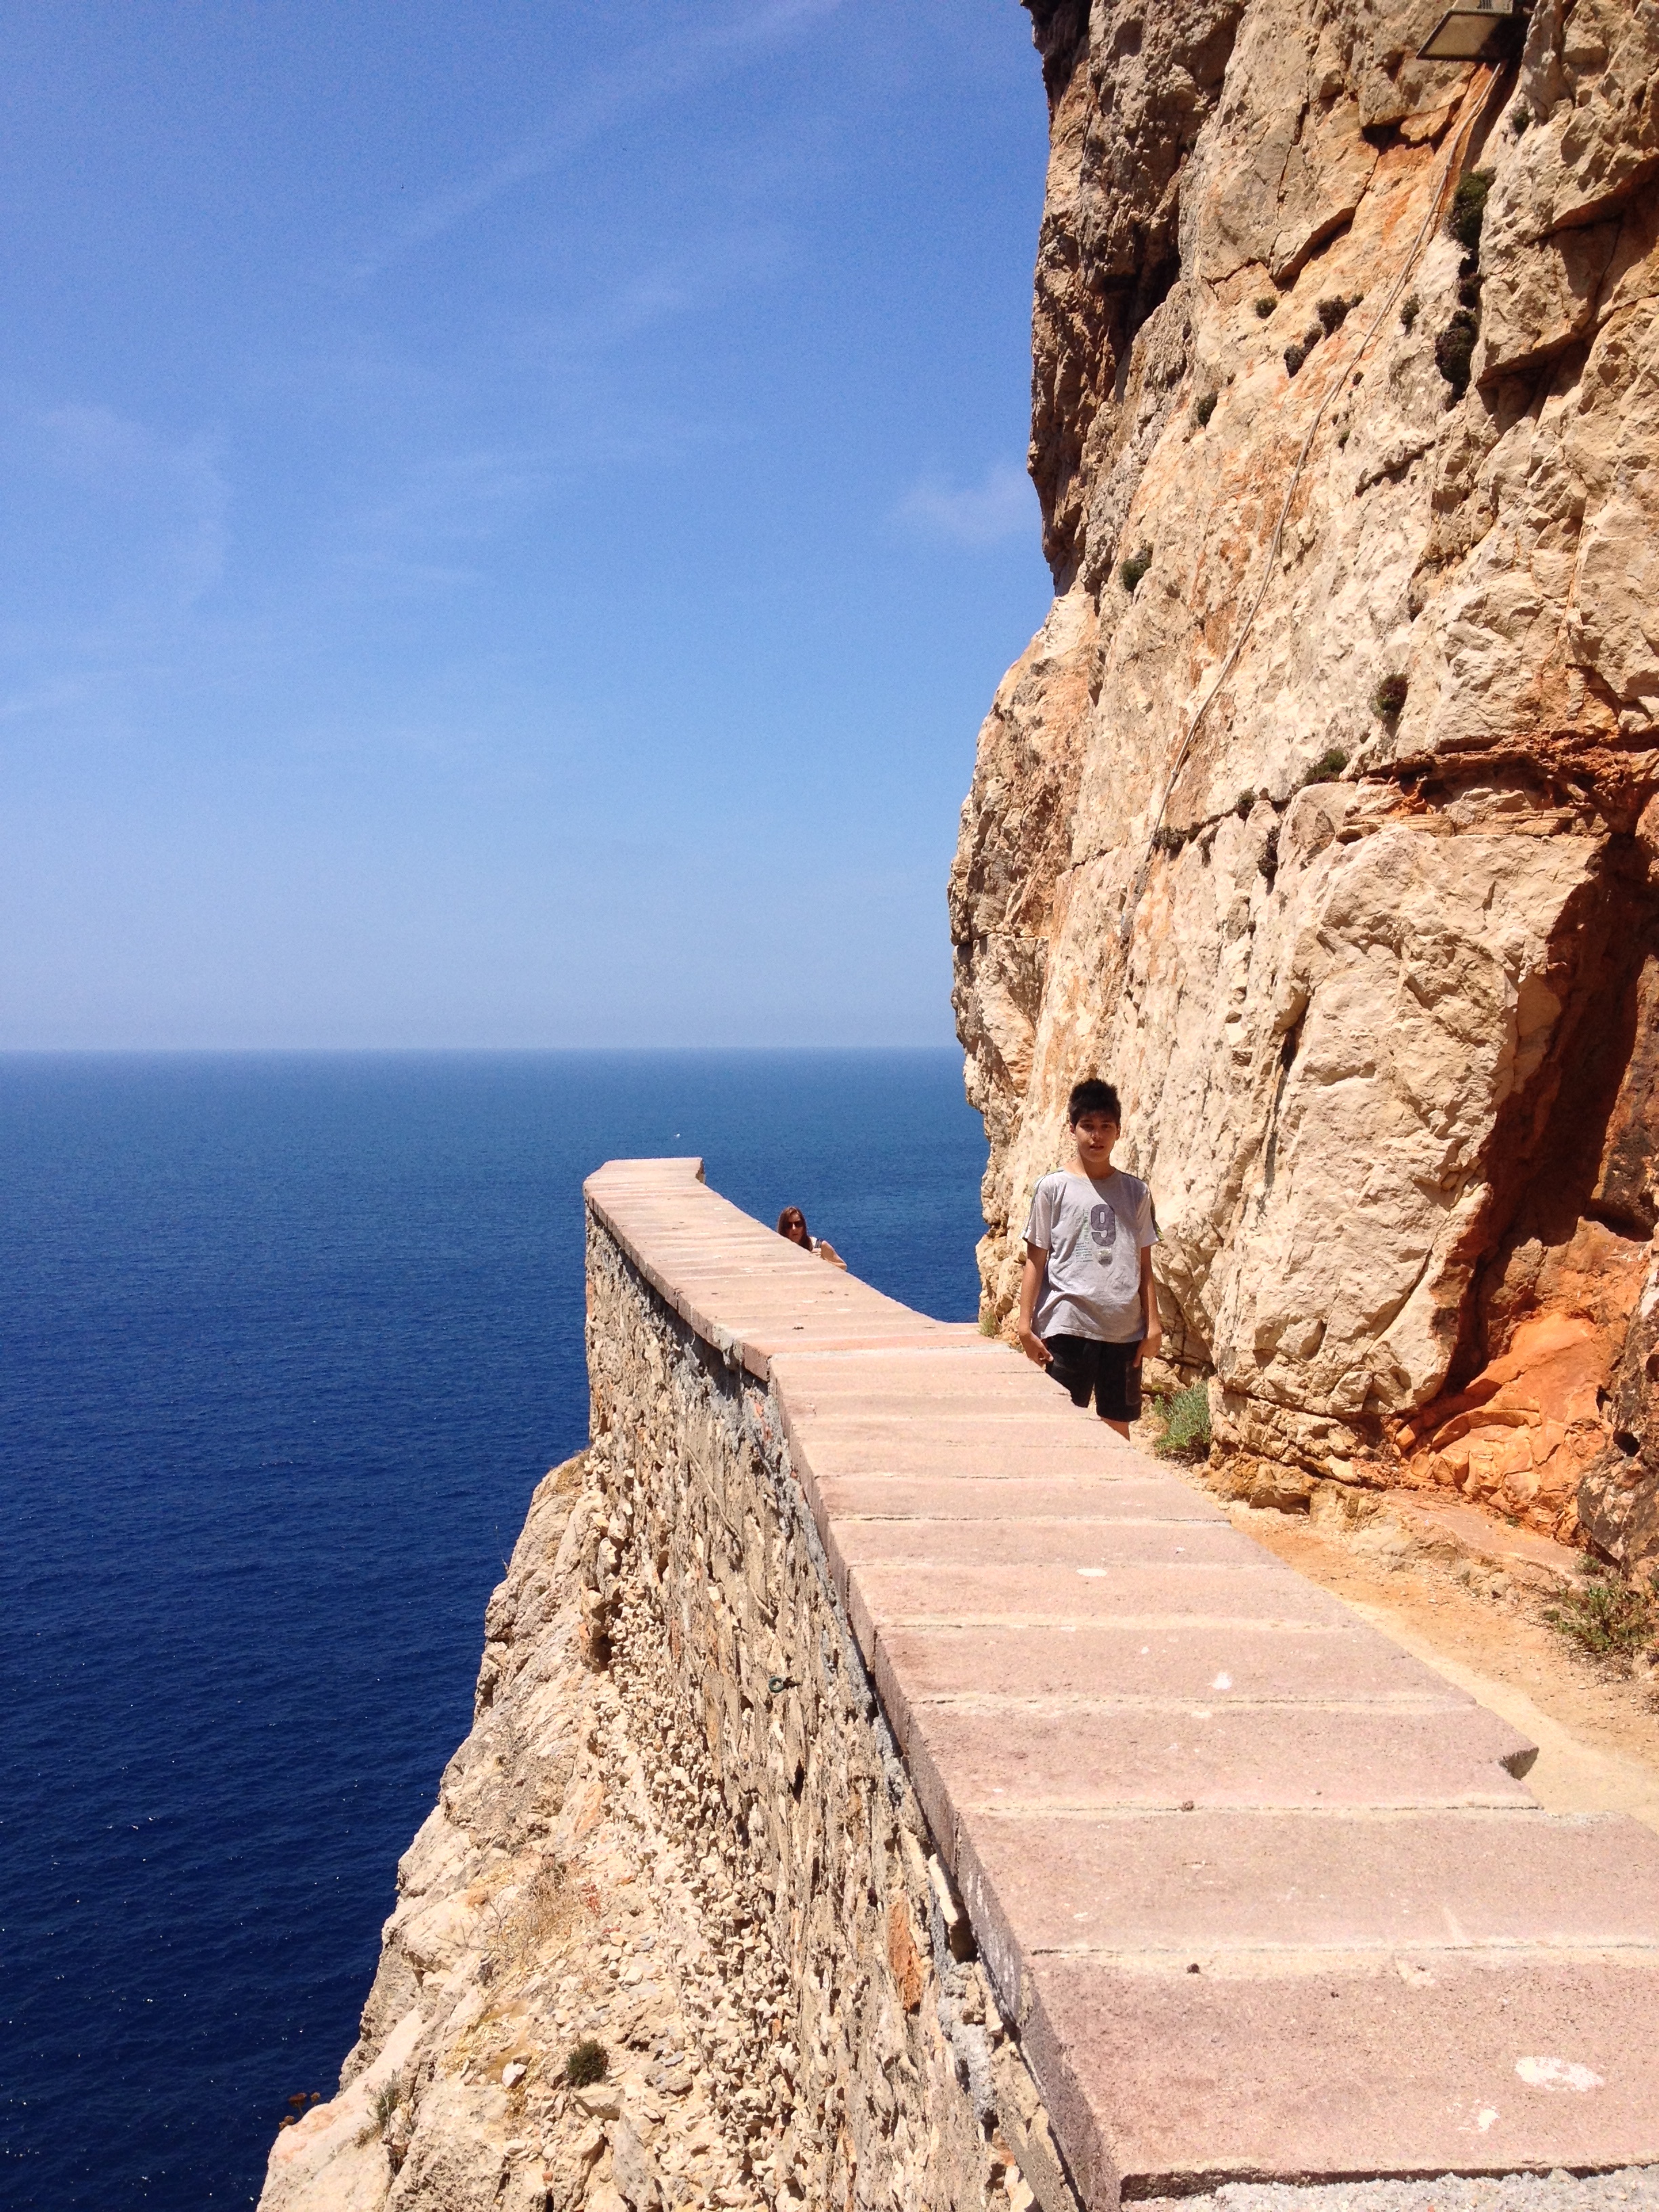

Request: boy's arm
left=1017, top=1243, right=1051, bottom=1367
left=1132, top=1242, right=1163, bottom=1366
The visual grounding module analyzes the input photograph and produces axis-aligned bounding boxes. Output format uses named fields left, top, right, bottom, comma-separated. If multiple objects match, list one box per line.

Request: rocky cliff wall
left=953, top=0, right=1659, bottom=1562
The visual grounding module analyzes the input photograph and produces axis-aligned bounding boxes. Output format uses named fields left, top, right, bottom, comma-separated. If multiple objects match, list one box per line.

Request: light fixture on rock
left=1417, top=0, right=1524, bottom=62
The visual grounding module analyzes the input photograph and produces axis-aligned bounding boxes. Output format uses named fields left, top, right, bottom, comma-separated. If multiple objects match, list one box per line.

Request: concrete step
left=902, top=1701, right=1539, bottom=1832
left=875, top=1622, right=1455, bottom=1708
left=957, top=1807, right=1659, bottom=1962
left=815, top=1473, right=1221, bottom=1520
left=1030, top=1952, right=1659, bottom=2198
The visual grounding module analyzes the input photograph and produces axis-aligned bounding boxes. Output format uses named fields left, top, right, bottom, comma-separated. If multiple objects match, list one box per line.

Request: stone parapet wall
left=583, top=1208, right=1076, bottom=2212
left=253, top=1174, right=1076, bottom=2212
left=259, top=1162, right=1659, bottom=2209
left=576, top=1160, right=1659, bottom=2197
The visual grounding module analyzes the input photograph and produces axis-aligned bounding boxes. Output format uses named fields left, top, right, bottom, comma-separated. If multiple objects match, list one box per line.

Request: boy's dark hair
left=1068, top=1079, right=1121, bottom=1126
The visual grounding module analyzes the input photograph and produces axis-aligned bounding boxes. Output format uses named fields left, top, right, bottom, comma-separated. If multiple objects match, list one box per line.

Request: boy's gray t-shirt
left=1023, top=1169, right=1158, bottom=1343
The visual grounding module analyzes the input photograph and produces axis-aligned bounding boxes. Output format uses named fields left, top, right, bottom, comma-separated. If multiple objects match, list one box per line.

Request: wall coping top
left=585, top=1155, right=979, bottom=1380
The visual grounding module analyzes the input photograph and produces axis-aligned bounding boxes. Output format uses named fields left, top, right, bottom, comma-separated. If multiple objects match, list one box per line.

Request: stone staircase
left=586, top=1159, right=1659, bottom=2203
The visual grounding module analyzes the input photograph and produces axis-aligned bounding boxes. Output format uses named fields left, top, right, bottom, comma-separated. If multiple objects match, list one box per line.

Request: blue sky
left=0, top=1, right=1053, bottom=1047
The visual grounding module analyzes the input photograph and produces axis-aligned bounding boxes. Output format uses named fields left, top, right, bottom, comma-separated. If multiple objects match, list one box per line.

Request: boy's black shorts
left=1043, top=1334, right=1143, bottom=1422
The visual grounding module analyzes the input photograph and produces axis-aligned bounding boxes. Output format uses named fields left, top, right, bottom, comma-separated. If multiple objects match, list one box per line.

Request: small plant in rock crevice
left=1300, top=747, right=1349, bottom=787
left=1373, top=673, right=1409, bottom=719
left=1400, top=293, right=1420, bottom=332
left=1275, top=319, right=1319, bottom=384
left=1235, top=788, right=1257, bottom=819
left=1448, top=168, right=1495, bottom=255
left=1544, top=1574, right=1658, bottom=1660
left=1120, top=546, right=1152, bottom=593
left=1254, top=295, right=1277, bottom=319
left=1153, top=1382, right=1212, bottom=1460
left=565, top=2037, right=609, bottom=2088
left=356, top=2074, right=402, bottom=2145
left=1435, top=310, right=1480, bottom=399
left=1192, top=390, right=1218, bottom=428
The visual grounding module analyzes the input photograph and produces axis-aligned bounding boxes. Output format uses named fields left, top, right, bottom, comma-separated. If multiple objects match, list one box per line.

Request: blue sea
left=0, top=1049, right=986, bottom=2209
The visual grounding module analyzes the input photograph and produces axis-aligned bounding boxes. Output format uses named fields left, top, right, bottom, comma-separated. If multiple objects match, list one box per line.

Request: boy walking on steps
left=1017, top=1078, right=1161, bottom=1438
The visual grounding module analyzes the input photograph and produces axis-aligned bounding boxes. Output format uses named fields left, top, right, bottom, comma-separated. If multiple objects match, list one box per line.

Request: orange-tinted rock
left=886, top=1896, right=925, bottom=2014
left=1399, top=1229, right=1650, bottom=1539
left=1580, top=1242, right=1659, bottom=1575
left=956, top=0, right=1659, bottom=1559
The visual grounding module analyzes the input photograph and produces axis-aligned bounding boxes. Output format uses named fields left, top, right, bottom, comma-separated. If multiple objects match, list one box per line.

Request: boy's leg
left=1094, top=1341, right=1142, bottom=1439
left=1041, top=1334, right=1097, bottom=1410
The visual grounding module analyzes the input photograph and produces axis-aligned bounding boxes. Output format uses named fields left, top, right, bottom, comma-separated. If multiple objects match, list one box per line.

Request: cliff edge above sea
left=952, top=0, right=1659, bottom=1565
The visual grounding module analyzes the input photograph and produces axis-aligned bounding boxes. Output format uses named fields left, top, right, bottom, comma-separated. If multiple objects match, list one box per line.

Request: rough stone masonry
left=256, top=1211, right=1071, bottom=2212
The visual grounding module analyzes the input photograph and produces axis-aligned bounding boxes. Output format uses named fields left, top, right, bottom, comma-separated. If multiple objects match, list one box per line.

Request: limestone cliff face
left=953, top=0, right=1659, bottom=1556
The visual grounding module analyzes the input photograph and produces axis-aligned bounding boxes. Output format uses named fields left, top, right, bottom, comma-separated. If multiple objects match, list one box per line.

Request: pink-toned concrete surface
left=586, top=1160, right=1659, bottom=2202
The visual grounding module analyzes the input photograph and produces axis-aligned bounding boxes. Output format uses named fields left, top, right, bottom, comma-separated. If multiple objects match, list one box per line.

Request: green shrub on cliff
left=1434, top=308, right=1480, bottom=398
left=1154, top=1382, right=1212, bottom=1460
left=566, top=2038, right=609, bottom=2088
left=1448, top=169, right=1494, bottom=255
left=1300, top=747, right=1349, bottom=787
left=1545, top=1574, right=1658, bottom=1660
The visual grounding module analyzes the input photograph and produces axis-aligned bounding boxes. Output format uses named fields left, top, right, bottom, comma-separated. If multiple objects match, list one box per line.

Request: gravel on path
left=1138, top=2173, right=1659, bottom=2212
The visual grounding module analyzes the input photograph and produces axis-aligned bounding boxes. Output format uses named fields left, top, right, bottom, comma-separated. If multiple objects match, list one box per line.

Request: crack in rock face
left=956, top=0, right=1659, bottom=1567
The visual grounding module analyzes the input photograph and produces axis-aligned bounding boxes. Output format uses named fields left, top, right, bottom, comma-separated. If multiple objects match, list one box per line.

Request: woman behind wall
left=776, top=1206, right=847, bottom=1271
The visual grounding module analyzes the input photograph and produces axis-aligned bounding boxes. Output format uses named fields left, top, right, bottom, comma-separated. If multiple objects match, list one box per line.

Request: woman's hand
left=1132, top=1326, right=1162, bottom=1367
left=1017, top=1326, right=1052, bottom=1368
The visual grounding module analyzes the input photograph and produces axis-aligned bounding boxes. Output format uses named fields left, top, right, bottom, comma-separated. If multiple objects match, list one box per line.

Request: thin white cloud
left=0, top=674, right=102, bottom=724
left=344, top=0, right=842, bottom=285
left=299, top=226, right=791, bottom=607
left=0, top=399, right=229, bottom=650
left=893, top=460, right=1034, bottom=549
left=517, top=224, right=792, bottom=365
